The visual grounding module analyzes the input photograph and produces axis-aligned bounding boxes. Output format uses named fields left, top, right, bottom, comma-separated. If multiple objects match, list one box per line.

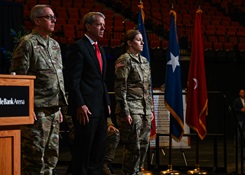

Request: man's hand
left=32, top=111, right=37, bottom=121
left=107, top=125, right=119, bottom=133
left=76, top=105, right=92, bottom=125
left=241, top=107, right=245, bottom=113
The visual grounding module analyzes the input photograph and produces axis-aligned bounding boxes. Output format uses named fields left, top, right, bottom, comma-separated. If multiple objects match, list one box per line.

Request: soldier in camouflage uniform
left=114, top=29, right=154, bottom=175
left=103, top=118, right=120, bottom=175
left=10, top=4, right=67, bottom=175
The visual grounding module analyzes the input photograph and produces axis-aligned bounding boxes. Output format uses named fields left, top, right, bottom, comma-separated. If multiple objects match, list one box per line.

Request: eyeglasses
left=36, top=15, right=57, bottom=21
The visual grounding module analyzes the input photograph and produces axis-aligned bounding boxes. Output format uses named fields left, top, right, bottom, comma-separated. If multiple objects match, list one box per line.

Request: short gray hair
left=82, top=12, right=105, bottom=32
left=30, top=4, right=51, bottom=22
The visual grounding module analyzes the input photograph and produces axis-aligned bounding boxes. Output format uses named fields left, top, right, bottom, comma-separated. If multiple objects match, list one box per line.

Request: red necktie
left=93, top=43, right=103, bottom=73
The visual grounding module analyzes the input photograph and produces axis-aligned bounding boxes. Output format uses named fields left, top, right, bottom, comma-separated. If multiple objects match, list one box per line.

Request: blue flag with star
left=164, top=11, right=184, bottom=142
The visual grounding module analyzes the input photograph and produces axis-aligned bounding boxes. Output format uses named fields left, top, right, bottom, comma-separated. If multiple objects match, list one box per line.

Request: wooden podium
left=0, top=74, right=35, bottom=175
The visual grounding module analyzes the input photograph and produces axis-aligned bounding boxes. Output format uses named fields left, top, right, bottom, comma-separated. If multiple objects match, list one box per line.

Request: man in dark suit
left=232, top=89, right=245, bottom=144
left=64, top=12, right=111, bottom=175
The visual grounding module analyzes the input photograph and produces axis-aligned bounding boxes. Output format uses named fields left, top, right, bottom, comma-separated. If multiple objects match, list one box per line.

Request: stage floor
left=55, top=134, right=244, bottom=175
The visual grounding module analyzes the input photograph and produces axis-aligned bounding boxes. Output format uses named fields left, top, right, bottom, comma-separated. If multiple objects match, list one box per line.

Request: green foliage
left=1, top=26, right=30, bottom=60
left=10, top=26, right=29, bottom=44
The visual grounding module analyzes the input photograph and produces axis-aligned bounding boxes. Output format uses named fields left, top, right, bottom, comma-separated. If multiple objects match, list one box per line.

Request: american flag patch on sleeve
left=115, top=61, right=125, bottom=68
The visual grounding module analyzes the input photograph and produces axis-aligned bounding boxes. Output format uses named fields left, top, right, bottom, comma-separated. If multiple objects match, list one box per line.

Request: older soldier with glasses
left=10, top=4, right=67, bottom=175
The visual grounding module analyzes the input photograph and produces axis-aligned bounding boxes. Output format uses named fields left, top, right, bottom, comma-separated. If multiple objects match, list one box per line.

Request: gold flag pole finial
left=138, top=1, right=145, bottom=22
left=196, top=3, right=202, bottom=14
left=169, top=10, right=177, bottom=25
left=169, top=0, right=177, bottom=23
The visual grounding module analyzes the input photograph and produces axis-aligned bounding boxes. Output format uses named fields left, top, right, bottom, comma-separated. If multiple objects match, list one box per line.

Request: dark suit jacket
left=232, top=97, right=245, bottom=121
left=64, top=36, right=110, bottom=117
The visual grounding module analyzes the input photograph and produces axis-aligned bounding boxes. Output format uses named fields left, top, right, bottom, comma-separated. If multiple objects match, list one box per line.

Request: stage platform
left=55, top=135, right=244, bottom=175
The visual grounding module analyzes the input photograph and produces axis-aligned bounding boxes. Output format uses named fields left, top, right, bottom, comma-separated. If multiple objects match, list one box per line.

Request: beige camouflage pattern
left=114, top=53, right=153, bottom=117
left=114, top=53, right=153, bottom=174
left=21, top=110, right=60, bottom=175
left=10, top=31, right=67, bottom=107
left=104, top=129, right=120, bottom=163
left=117, top=114, right=151, bottom=175
left=10, top=31, right=68, bottom=175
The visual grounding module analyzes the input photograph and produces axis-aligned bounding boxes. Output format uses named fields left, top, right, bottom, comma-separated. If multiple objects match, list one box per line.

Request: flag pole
left=187, top=135, right=207, bottom=174
left=160, top=2, right=181, bottom=175
left=137, top=1, right=155, bottom=175
left=186, top=4, right=208, bottom=175
left=160, top=116, right=181, bottom=175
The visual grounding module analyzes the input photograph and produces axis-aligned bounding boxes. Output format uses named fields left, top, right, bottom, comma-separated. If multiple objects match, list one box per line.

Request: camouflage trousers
left=104, top=129, right=120, bottom=162
left=21, top=108, right=60, bottom=175
left=117, top=114, right=151, bottom=175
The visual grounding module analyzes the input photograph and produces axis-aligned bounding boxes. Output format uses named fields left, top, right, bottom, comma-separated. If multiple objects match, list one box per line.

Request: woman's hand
left=151, top=112, right=155, bottom=121
left=107, top=125, right=119, bottom=133
left=125, top=115, right=132, bottom=125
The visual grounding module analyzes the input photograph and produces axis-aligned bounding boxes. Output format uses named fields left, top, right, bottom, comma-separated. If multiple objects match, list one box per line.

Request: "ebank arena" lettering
left=0, top=98, right=25, bottom=105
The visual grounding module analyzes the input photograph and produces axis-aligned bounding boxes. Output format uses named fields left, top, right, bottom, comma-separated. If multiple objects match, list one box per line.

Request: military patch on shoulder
left=115, top=61, right=125, bottom=68
left=52, top=46, right=59, bottom=50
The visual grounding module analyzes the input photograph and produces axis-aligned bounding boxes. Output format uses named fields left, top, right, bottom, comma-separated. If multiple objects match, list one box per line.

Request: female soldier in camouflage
left=114, top=29, right=154, bottom=175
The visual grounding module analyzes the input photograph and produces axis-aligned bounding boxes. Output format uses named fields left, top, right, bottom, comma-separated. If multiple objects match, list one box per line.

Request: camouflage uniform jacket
left=107, top=117, right=114, bottom=126
left=114, top=53, right=154, bottom=117
left=10, top=31, right=67, bottom=108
